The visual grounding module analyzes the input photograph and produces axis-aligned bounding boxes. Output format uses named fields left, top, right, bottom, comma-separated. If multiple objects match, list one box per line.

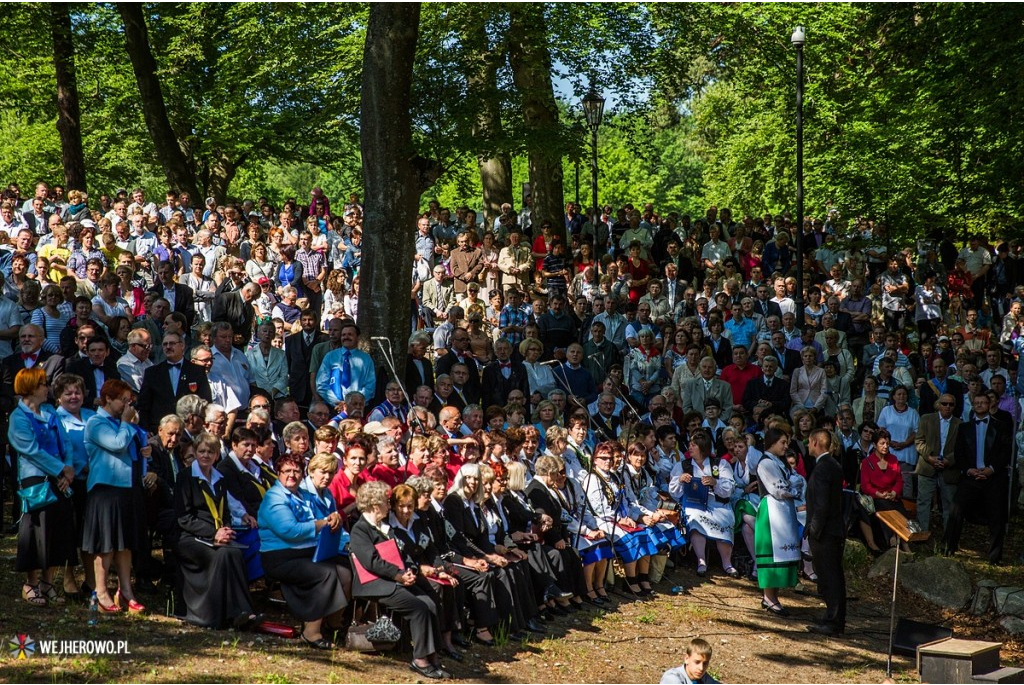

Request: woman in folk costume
left=580, top=441, right=655, bottom=597
left=668, top=429, right=738, bottom=578
left=753, top=426, right=802, bottom=616
left=620, top=440, right=686, bottom=554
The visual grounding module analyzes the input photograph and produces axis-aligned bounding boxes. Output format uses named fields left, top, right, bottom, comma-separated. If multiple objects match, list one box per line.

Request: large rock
left=867, top=548, right=913, bottom=579
left=843, top=539, right=870, bottom=573
left=898, top=556, right=972, bottom=609
left=994, top=587, right=1024, bottom=617
left=1000, top=616, right=1024, bottom=636
left=971, top=586, right=993, bottom=615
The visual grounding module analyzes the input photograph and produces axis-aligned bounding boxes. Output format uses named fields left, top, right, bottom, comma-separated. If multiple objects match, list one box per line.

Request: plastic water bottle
left=87, top=592, right=99, bottom=626
left=669, top=586, right=685, bottom=595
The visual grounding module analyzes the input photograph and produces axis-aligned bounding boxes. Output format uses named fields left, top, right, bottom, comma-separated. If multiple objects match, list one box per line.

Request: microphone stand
left=372, top=338, right=427, bottom=437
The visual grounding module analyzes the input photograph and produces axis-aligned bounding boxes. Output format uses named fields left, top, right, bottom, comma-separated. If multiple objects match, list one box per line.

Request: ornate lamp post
left=582, top=89, right=606, bottom=253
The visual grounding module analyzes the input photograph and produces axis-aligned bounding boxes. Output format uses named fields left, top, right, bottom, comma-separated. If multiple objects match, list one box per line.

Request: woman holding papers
left=257, top=453, right=349, bottom=650
left=669, top=430, right=738, bottom=579
left=389, top=482, right=464, bottom=663
left=350, top=480, right=449, bottom=680
left=173, top=432, right=256, bottom=629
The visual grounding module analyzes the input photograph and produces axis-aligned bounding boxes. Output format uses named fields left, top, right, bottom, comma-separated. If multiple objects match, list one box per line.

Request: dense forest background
left=5, top=3, right=1024, bottom=239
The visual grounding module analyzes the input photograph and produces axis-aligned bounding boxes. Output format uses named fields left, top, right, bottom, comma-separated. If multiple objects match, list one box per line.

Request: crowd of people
left=5, top=180, right=1024, bottom=671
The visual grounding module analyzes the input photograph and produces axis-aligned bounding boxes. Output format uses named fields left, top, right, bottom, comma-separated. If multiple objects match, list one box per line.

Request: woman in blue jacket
left=258, top=453, right=348, bottom=649
left=9, top=367, right=77, bottom=607
left=82, top=379, right=148, bottom=614
left=53, top=373, right=96, bottom=599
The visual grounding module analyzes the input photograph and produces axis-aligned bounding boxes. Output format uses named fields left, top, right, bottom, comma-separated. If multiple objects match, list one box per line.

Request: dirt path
left=0, top=557, right=920, bottom=684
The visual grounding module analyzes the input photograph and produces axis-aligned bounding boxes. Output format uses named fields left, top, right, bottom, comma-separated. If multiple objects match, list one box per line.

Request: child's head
left=685, top=638, right=713, bottom=681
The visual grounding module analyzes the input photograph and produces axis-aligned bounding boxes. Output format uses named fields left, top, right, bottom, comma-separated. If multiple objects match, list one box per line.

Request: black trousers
left=379, top=579, right=442, bottom=660
left=808, top=533, right=846, bottom=629
left=944, top=476, right=1008, bottom=564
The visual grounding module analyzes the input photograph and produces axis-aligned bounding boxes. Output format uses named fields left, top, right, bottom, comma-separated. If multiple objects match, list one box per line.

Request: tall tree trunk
left=51, top=3, right=86, bottom=192
left=206, top=152, right=244, bottom=204
left=117, top=3, right=200, bottom=201
left=359, top=2, right=437, bottom=379
left=508, top=5, right=565, bottom=241
left=462, top=13, right=513, bottom=229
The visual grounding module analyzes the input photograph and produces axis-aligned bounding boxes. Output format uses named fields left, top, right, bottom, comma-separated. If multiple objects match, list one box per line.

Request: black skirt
left=81, top=485, right=137, bottom=554
left=16, top=478, right=78, bottom=572
left=176, top=536, right=255, bottom=629
left=71, top=478, right=88, bottom=548
left=261, top=546, right=350, bottom=621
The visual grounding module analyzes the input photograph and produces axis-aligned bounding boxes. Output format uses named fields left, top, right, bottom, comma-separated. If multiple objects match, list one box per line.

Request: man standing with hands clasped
left=805, top=428, right=846, bottom=636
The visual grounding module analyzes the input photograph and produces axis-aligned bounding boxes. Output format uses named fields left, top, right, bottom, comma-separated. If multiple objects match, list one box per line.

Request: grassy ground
left=0, top=514, right=1021, bottom=683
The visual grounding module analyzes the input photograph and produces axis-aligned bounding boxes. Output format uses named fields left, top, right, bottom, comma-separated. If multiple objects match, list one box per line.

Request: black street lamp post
left=582, top=89, right=605, bottom=254
left=792, top=26, right=806, bottom=329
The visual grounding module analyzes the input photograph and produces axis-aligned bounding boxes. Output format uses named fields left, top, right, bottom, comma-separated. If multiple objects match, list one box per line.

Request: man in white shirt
left=770, top=277, right=795, bottom=316
left=117, top=328, right=154, bottom=393
left=210, top=321, right=253, bottom=432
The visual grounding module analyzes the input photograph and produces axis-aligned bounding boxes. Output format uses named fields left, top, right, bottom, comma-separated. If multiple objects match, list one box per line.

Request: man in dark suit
left=770, top=331, right=802, bottom=379
left=427, top=374, right=463, bottom=418
left=753, top=284, right=783, bottom=321
left=481, top=338, right=530, bottom=410
left=917, top=357, right=966, bottom=419
left=136, top=331, right=212, bottom=432
left=434, top=329, right=482, bottom=400
left=67, top=336, right=121, bottom=407
left=743, top=357, right=792, bottom=423
left=824, top=296, right=853, bottom=335
left=150, top=260, right=196, bottom=329
left=211, top=282, right=258, bottom=349
left=404, top=332, right=435, bottom=395
left=284, top=311, right=325, bottom=413
left=805, top=429, right=847, bottom=636
left=943, top=393, right=1011, bottom=564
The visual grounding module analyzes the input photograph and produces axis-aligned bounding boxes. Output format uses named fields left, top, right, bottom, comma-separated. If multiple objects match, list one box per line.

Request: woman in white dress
left=754, top=427, right=801, bottom=616
left=519, top=337, right=558, bottom=403
left=876, top=385, right=919, bottom=498
left=580, top=441, right=654, bottom=597
left=668, top=430, right=737, bottom=578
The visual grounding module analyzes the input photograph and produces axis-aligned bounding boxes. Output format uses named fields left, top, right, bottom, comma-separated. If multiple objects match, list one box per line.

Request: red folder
left=351, top=538, right=404, bottom=584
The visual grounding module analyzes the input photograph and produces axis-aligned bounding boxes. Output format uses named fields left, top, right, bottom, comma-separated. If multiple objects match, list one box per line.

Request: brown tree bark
left=508, top=5, right=565, bottom=241
left=51, top=2, right=86, bottom=192
left=359, top=2, right=439, bottom=380
left=462, top=14, right=513, bottom=229
left=117, top=3, right=200, bottom=201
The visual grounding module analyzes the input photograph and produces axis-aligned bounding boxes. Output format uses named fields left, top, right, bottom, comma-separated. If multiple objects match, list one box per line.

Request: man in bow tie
left=943, top=393, right=1011, bottom=564
left=482, top=338, right=529, bottom=409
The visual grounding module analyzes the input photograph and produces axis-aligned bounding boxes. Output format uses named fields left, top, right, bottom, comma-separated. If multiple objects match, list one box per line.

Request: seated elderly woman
left=669, top=429, right=738, bottom=579
left=620, top=440, right=686, bottom=586
left=389, top=481, right=464, bottom=662
left=257, top=453, right=349, bottom=650
left=173, top=432, right=257, bottom=629
left=581, top=441, right=655, bottom=597
left=350, top=480, right=450, bottom=680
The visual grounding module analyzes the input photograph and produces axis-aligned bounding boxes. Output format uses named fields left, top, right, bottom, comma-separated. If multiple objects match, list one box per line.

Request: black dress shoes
left=451, top=632, right=469, bottom=648
left=525, top=619, right=546, bottom=634
left=806, top=622, right=844, bottom=636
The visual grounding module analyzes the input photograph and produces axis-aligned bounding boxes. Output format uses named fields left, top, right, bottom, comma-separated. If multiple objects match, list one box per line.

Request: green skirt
left=754, top=497, right=799, bottom=590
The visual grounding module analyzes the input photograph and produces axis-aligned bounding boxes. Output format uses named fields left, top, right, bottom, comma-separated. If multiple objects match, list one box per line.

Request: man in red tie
left=481, top=338, right=529, bottom=409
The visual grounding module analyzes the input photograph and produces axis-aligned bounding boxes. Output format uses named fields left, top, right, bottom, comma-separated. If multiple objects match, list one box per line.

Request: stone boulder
left=867, top=548, right=912, bottom=579
left=994, top=587, right=1024, bottom=617
left=898, top=556, right=972, bottom=610
left=1000, top=616, right=1024, bottom=636
left=843, top=539, right=870, bottom=573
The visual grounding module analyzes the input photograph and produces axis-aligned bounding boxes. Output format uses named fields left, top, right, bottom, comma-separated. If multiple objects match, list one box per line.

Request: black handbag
left=345, top=599, right=400, bottom=652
